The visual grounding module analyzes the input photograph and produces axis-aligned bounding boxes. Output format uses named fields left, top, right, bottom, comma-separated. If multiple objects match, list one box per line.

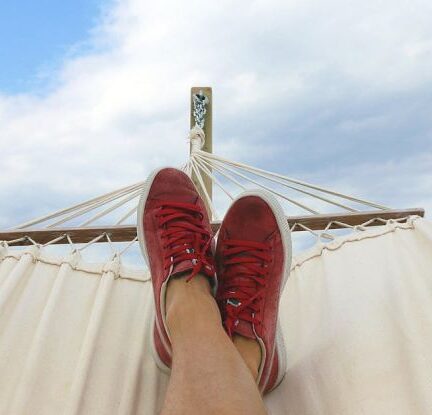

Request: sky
left=0, top=0, right=101, bottom=93
left=0, top=0, right=431, bottom=262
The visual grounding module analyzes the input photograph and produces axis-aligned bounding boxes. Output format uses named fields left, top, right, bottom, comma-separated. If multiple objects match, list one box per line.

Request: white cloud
left=0, top=0, right=431, bottom=234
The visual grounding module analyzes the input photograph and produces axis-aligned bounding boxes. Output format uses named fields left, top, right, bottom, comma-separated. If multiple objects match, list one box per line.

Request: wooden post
left=190, top=87, right=213, bottom=215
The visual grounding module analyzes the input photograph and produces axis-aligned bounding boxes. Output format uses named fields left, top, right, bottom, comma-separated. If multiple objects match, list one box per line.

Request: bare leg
left=161, top=274, right=268, bottom=415
left=233, top=336, right=262, bottom=381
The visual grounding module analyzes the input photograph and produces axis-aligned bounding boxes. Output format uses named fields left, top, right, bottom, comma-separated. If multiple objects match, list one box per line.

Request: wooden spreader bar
left=0, top=208, right=424, bottom=246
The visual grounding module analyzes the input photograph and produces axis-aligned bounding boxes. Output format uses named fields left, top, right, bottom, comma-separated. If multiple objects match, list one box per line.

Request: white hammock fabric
left=1, top=217, right=431, bottom=414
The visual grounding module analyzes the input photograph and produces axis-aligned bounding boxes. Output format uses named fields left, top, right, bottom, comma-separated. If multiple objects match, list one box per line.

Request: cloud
left=0, top=0, right=431, bottom=256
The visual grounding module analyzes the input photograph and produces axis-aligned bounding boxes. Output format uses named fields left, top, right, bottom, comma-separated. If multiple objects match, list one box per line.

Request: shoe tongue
left=171, top=258, right=217, bottom=296
left=171, top=259, right=194, bottom=276
left=225, top=297, right=256, bottom=339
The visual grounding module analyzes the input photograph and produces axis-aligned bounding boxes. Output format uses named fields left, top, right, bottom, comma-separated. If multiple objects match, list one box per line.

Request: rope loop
left=66, top=234, right=77, bottom=253
left=42, top=233, right=68, bottom=247
left=189, top=126, right=205, bottom=153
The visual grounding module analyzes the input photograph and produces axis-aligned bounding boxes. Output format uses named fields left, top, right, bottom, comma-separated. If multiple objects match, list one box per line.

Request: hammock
left=0, top=88, right=429, bottom=414
left=0, top=217, right=431, bottom=414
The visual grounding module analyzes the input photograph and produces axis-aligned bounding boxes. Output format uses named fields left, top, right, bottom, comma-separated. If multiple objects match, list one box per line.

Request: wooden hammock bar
left=0, top=208, right=424, bottom=246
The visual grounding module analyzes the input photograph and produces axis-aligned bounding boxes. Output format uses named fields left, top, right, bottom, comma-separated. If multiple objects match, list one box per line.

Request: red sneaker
left=137, top=167, right=216, bottom=371
left=216, top=190, right=291, bottom=394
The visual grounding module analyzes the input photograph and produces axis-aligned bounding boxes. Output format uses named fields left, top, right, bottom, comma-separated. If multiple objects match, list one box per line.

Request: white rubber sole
left=151, top=318, right=172, bottom=374
left=227, top=189, right=292, bottom=392
left=137, top=167, right=176, bottom=374
left=137, top=167, right=170, bottom=267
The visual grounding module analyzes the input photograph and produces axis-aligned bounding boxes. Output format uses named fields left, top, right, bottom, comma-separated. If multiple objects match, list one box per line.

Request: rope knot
left=189, top=126, right=205, bottom=153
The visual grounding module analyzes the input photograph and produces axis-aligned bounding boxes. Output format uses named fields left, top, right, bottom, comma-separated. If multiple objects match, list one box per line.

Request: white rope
left=13, top=181, right=145, bottom=229
left=47, top=183, right=144, bottom=228
left=290, top=215, right=415, bottom=243
left=199, top=156, right=319, bottom=214
left=2, top=236, right=28, bottom=246
left=42, top=234, right=68, bottom=247
left=115, top=206, right=138, bottom=225
left=118, top=236, right=138, bottom=256
left=290, top=222, right=326, bottom=238
left=186, top=161, right=193, bottom=177
left=105, top=233, right=118, bottom=258
left=189, top=159, right=219, bottom=220
left=77, top=233, right=107, bottom=252
left=360, top=216, right=407, bottom=227
left=196, top=153, right=358, bottom=212
left=47, top=183, right=143, bottom=228
left=192, top=156, right=235, bottom=200
left=41, top=231, right=133, bottom=258
left=25, top=236, right=39, bottom=246
left=181, top=162, right=194, bottom=177
left=189, top=126, right=205, bottom=153
left=1, top=216, right=417, bottom=262
left=66, top=234, right=77, bottom=252
left=79, top=189, right=142, bottom=227
left=197, top=151, right=389, bottom=210
left=183, top=160, right=193, bottom=178
left=196, top=156, right=247, bottom=190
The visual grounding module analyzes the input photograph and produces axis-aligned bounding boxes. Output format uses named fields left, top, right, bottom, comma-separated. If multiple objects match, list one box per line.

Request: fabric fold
left=0, top=218, right=431, bottom=414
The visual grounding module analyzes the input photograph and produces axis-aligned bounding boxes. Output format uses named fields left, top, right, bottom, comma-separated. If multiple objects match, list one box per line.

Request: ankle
left=165, top=274, right=221, bottom=335
left=166, top=273, right=212, bottom=311
left=233, top=335, right=262, bottom=381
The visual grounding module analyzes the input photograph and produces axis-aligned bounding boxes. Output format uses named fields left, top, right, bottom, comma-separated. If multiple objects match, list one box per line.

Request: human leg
left=232, top=335, right=262, bottom=380
left=161, top=275, right=267, bottom=415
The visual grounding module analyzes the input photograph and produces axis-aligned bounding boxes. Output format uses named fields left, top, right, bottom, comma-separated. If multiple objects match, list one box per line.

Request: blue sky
left=0, top=0, right=431, bottom=263
left=0, top=0, right=102, bottom=93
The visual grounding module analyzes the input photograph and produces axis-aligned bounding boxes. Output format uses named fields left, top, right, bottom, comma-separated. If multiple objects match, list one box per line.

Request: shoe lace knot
left=218, top=239, right=271, bottom=337
left=156, top=201, right=215, bottom=280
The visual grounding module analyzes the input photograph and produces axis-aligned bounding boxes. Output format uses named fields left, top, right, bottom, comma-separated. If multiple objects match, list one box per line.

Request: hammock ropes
left=0, top=89, right=424, bottom=251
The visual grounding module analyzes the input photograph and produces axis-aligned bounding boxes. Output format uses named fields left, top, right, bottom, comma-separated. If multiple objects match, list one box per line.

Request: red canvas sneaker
left=216, top=190, right=292, bottom=394
left=137, top=167, right=216, bottom=371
